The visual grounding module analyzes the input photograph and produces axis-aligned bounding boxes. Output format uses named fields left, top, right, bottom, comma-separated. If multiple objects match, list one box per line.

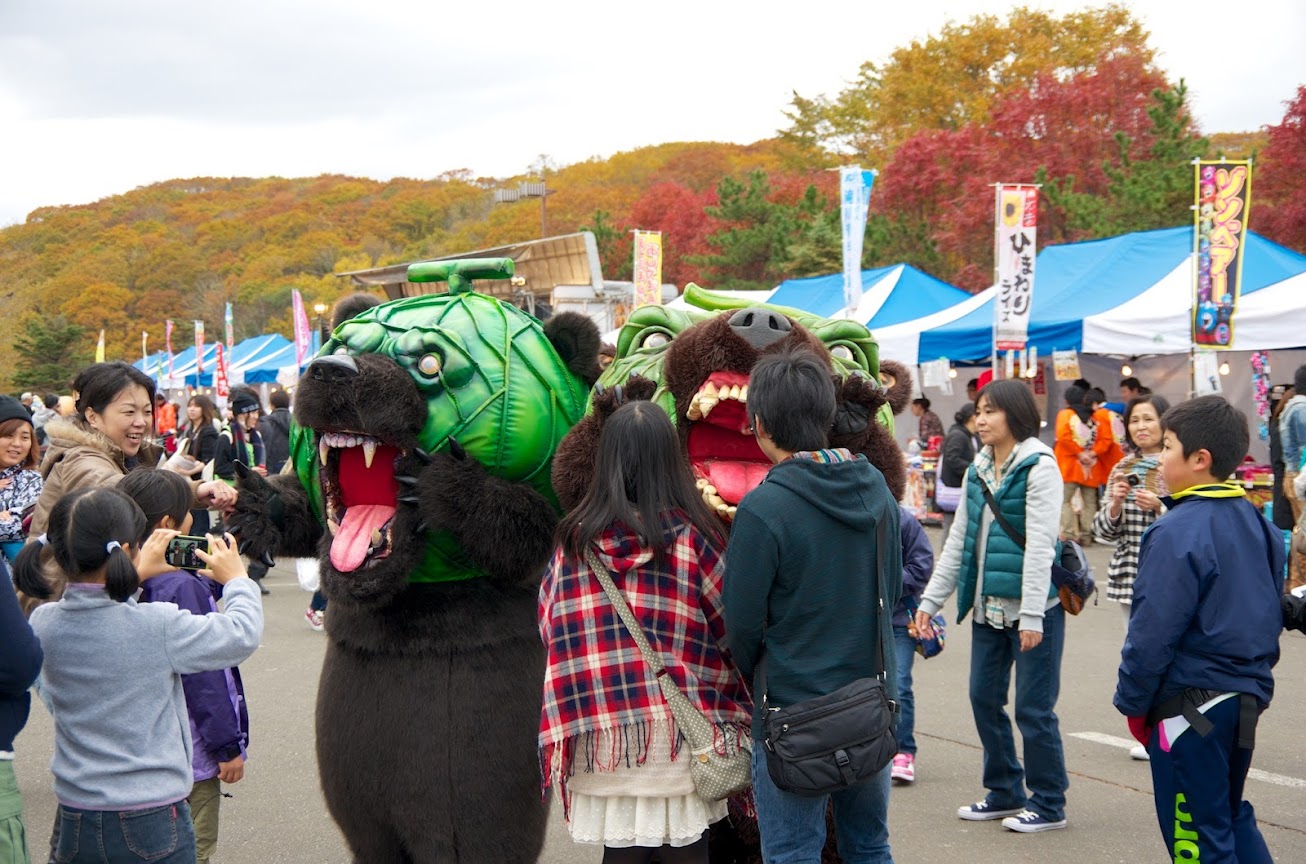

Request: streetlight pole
left=313, top=302, right=328, bottom=351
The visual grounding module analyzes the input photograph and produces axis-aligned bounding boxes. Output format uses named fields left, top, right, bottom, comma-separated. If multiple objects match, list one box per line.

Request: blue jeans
left=750, top=744, right=893, bottom=863
left=891, top=626, right=916, bottom=755
left=54, top=802, right=195, bottom=864
left=968, top=603, right=1068, bottom=822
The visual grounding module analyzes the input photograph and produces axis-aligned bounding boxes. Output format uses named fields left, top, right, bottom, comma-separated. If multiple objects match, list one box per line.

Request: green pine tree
left=12, top=311, right=91, bottom=394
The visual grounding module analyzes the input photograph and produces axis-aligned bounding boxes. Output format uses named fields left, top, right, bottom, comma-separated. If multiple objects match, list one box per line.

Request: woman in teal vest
left=915, top=380, right=1069, bottom=834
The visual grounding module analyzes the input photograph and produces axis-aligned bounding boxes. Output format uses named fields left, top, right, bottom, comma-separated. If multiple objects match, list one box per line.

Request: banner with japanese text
left=95, top=330, right=105, bottom=363
left=292, top=290, right=312, bottom=368
left=632, top=231, right=663, bottom=307
left=1193, top=160, right=1251, bottom=347
left=194, top=321, right=205, bottom=374
left=994, top=185, right=1038, bottom=351
left=215, top=343, right=230, bottom=399
left=141, top=331, right=148, bottom=363
left=225, top=302, right=235, bottom=349
left=840, top=167, right=876, bottom=314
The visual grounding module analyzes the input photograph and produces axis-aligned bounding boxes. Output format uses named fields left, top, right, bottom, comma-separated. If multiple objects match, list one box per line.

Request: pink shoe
left=305, top=608, right=325, bottom=632
left=891, top=752, right=915, bottom=783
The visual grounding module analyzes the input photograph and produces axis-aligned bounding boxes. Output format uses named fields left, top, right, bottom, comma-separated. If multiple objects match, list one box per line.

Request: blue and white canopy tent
left=135, top=334, right=302, bottom=390
left=904, top=227, right=1306, bottom=460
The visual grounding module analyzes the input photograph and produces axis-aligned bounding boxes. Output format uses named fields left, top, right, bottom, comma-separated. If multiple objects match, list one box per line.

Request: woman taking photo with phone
left=914, top=380, right=1068, bottom=834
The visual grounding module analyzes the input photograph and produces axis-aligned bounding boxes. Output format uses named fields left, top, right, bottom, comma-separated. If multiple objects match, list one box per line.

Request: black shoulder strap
left=979, top=481, right=1027, bottom=550
left=977, top=452, right=1054, bottom=552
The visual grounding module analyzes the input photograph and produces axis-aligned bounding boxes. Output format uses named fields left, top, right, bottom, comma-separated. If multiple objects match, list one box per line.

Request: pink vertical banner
left=632, top=231, right=663, bottom=307
left=195, top=321, right=205, bottom=375
left=292, top=290, right=311, bottom=368
left=215, top=344, right=230, bottom=399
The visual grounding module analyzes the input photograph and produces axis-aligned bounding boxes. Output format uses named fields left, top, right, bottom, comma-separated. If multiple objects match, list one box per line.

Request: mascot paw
left=592, top=374, right=656, bottom=420
left=832, top=373, right=888, bottom=438
left=414, top=442, right=487, bottom=532
left=227, top=462, right=283, bottom=564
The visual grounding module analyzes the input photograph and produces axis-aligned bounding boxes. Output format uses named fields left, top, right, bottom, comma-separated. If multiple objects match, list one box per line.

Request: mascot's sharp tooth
left=740, top=385, right=748, bottom=402
left=319, top=438, right=330, bottom=466
left=371, top=529, right=383, bottom=546
left=686, top=399, right=703, bottom=421
left=327, top=519, right=340, bottom=536
left=363, top=439, right=377, bottom=469
left=702, top=382, right=718, bottom=398
left=699, top=396, right=718, bottom=417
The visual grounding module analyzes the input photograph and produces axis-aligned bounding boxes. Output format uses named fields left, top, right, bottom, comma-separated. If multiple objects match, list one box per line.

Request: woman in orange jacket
left=1054, top=385, right=1121, bottom=544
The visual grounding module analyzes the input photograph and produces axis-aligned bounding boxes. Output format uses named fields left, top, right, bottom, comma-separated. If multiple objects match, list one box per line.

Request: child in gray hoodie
left=13, top=487, right=262, bottom=864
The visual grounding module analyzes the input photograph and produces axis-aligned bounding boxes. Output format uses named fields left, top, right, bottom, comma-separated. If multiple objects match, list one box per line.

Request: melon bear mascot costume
left=551, top=286, right=912, bottom=864
left=226, top=259, right=599, bottom=863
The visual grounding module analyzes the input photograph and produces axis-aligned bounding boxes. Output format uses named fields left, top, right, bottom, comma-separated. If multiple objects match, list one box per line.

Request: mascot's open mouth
left=318, top=431, right=403, bottom=573
left=684, top=371, right=770, bottom=520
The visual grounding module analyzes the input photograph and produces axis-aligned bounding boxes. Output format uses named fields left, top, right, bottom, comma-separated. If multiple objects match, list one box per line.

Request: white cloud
left=1, top=0, right=1301, bottom=226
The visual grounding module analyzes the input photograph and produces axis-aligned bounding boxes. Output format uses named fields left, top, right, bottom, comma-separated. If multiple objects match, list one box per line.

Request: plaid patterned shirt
left=1092, top=454, right=1169, bottom=603
left=538, top=516, right=752, bottom=796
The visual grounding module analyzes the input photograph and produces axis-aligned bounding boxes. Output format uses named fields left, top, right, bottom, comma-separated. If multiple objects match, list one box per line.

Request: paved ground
left=15, top=529, right=1306, bottom=862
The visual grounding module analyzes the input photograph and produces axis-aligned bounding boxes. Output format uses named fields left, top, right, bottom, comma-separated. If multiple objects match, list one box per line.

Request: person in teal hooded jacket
left=915, top=380, right=1068, bottom=835
left=724, top=347, right=902, bottom=864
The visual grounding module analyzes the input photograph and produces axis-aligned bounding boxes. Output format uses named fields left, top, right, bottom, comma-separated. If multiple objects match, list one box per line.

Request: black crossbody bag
left=760, top=509, right=899, bottom=797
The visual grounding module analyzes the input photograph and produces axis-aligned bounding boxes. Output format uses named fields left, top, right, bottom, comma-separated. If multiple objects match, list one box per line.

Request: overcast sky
left=1, top=0, right=1301, bottom=227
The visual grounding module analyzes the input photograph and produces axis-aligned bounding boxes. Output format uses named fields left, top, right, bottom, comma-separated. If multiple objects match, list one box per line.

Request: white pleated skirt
left=567, top=791, right=727, bottom=848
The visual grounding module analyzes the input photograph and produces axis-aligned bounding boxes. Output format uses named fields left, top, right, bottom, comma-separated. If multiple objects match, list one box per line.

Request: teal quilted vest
left=954, top=452, right=1056, bottom=622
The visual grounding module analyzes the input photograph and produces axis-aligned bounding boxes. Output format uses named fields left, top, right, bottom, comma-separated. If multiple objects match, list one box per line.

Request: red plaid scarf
left=538, top=515, right=752, bottom=799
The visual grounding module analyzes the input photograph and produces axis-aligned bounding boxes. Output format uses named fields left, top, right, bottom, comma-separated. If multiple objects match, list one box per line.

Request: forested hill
left=4, top=3, right=1302, bottom=394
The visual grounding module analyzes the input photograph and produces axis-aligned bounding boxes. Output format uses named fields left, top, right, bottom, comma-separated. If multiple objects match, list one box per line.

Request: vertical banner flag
left=994, top=185, right=1039, bottom=351
left=225, top=302, right=234, bottom=350
left=142, top=331, right=149, bottom=363
left=165, top=320, right=175, bottom=386
left=1193, top=160, right=1251, bottom=347
left=292, top=290, right=312, bottom=368
left=632, top=231, right=664, bottom=307
left=840, top=167, right=876, bottom=314
left=195, top=321, right=205, bottom=375
left=215, top=343, right=230, bottom=399
left=95, top=330, right=106, bottom=363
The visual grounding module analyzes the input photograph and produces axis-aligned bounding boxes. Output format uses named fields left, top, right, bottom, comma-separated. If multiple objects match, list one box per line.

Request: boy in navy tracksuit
left=1115, top=396, right=1284, bottom=864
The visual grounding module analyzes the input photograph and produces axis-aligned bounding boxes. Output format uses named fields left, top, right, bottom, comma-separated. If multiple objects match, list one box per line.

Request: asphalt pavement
left=15, top=529, right=1306, bottom=862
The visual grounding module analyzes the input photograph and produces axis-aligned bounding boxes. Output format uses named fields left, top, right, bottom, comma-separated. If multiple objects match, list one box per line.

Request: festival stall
left=906, top=227, right=1306, bottom=464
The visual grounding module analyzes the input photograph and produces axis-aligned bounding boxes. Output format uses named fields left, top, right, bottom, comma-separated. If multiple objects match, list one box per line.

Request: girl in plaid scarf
left=539, top=401, right=752, bottom=864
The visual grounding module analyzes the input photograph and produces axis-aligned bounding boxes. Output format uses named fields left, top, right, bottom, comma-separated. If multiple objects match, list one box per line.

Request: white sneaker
left=957, top=801, right=1024, bottom=821
left=1002, top=809, right=1067, bottom=833
left=1130, top=744, right=1150, bottom=761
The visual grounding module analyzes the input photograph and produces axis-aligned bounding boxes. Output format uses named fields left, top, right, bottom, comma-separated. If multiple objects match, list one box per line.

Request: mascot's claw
left=592, top=373, right=656, bottom=420
left=447, top=438, right=467, bottom=461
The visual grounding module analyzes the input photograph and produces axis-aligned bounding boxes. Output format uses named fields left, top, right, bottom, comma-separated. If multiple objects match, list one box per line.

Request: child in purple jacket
left=890, top=506, right=936, bottom=785
left=119, top=469, right=249, bottom=864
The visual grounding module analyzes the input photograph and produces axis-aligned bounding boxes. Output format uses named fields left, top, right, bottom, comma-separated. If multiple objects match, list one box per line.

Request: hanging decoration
left=1250, top=351, right=1271, bottom=440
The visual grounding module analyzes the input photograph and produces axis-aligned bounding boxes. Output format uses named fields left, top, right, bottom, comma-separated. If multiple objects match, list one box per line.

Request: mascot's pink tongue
left=329, top=445, right=399, bottom=572
left=331, top=505, right=396, bottom=572
left=703, top=461, right=771, bottom=505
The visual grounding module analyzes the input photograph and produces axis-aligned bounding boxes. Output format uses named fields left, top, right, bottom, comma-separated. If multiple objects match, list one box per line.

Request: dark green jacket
left=723, top=454, right=902, bottom=739
left=954, top=453, right=1058, bottom=619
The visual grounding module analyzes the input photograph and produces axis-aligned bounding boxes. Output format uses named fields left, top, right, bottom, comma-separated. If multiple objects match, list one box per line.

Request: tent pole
left=991, top=183, right=1001, bottom=379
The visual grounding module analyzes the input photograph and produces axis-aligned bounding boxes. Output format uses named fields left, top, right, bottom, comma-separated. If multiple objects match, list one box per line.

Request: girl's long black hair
left=557, top=400, right=724, bottom=563
left=13, top=487, right=148, bottom=603
left=117, top=467, right=192, bottom=529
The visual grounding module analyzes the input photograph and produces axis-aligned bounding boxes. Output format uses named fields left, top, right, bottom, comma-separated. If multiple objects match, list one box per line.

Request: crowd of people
left=2, top=353, right=1305, bottom=864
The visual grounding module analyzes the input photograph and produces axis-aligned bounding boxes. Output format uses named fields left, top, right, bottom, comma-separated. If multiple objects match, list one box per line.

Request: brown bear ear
left=543, top=312, right=602, bottom=386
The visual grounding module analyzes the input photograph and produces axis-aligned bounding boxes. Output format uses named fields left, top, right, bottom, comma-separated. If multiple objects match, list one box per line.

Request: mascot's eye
left=640, top=331, right=671, bottom=349
left=417, top=354, right=442, bottom=377
left=831, top=345, right=854, bottom=361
